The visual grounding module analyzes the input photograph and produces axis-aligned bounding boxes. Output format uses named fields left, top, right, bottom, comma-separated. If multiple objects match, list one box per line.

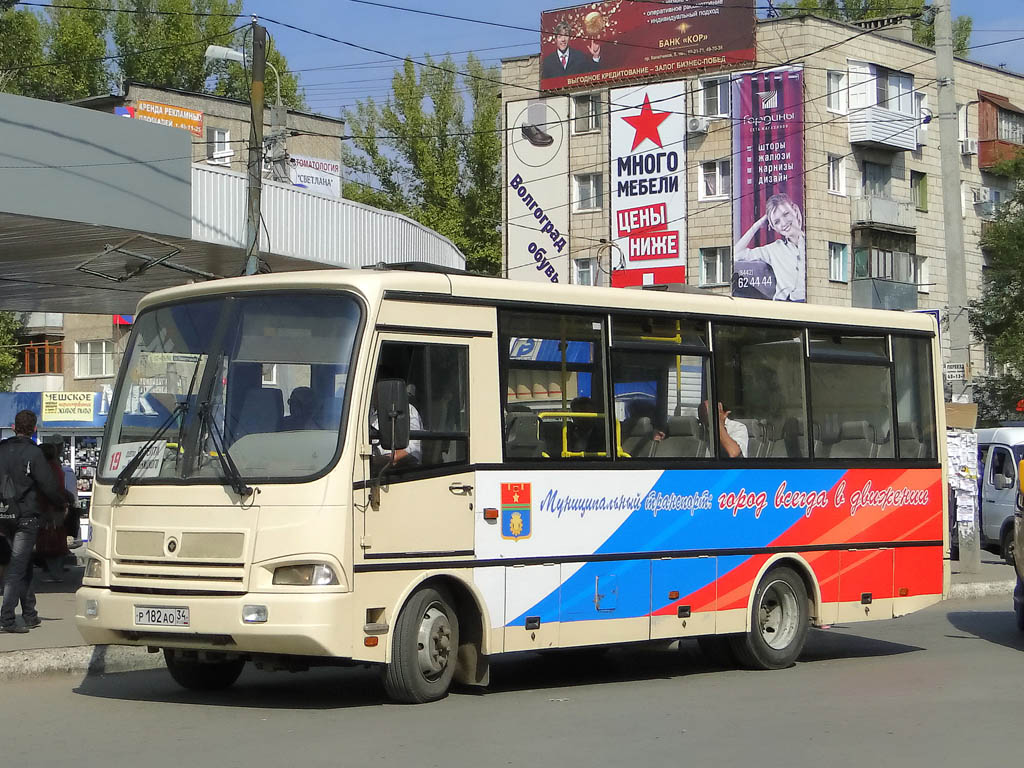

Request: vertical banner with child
left=731, top=67, right=806, bottom=302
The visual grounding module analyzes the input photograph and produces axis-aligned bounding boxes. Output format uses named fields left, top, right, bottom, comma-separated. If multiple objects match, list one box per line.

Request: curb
left=947, top=580, right=1016, bottom=600
left=0, top=644, right=164, bottom=682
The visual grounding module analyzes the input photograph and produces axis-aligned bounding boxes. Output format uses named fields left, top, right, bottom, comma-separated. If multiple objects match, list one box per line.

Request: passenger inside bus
left=282, top=386, right=314, bottom=431
left=699, top=400, right=749, bottom=458
left=568, top=396, right=605, bottom=454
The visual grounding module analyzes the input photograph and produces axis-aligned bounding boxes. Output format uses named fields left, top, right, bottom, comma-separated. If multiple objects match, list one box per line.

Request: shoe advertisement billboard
left=540, top=1, right=756, bottom=92
left=505, top=97, right=571, bottom=284
left=731, top=67, right=806, bottom=302
left=609, top=81, right=687, bottom=288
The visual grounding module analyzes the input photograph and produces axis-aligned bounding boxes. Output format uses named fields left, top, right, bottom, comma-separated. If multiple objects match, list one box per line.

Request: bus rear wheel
left=729, top=566, right=809, bottom=670
left=163, top=649, right=245, bottom=691
left=383, top=586, right=459, bottom=704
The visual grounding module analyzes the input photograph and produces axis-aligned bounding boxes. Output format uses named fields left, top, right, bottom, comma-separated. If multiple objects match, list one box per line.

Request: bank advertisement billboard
left=505, top=97, right=570, bottom=284
left=610, top=82, right=686, bottom=288
left=731, top=67, right=806, bottom=302
left=540, top=1, right=756, bottom=92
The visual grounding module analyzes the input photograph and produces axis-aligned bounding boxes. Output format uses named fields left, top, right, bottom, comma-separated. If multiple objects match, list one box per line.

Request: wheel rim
left=757, top=579, right=800, bottom=651
left=416, top=602, right=453, bottom=681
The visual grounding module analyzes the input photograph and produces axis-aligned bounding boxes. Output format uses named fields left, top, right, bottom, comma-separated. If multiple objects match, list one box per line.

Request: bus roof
left=135, top=269, right=939, bottom=334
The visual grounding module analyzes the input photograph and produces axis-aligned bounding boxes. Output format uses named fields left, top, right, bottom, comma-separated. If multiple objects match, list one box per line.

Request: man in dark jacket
left=0, top=410, right=65, bottom=633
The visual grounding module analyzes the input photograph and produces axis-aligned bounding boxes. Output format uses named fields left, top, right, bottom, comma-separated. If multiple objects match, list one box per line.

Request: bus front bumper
left=75, top=587, right=356, bottom=659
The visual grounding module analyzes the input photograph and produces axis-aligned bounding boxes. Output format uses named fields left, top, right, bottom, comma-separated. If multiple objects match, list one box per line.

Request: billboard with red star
left=539, top=1, right=756, bottom=92
left=610, top=82, right=686, bottom=288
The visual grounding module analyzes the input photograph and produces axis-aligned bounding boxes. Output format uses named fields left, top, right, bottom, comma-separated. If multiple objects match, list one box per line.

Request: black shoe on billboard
left=521, top=124, right=553, bottom=147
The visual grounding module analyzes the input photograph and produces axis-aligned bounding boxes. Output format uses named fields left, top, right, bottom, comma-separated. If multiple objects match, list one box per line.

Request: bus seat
left=235, top=387, right=283, bottom=438
left=814, top=414, right=842, bottom=458
left=898, top=421, right=925, bottom=458
left=868, top=420, right=892, bottom=458
left=312, top=396, right=344, bottom=429
left=734, top=418, right=764, bottom=458
left=622, top=417, right=655, bottom=458
left=539, top=419, right=565, bottom=458
left=506, top=413, right=544, bottom=459
left=656, top=416, right=702, bottom=458
left=830, top=420, right=874, bottom=459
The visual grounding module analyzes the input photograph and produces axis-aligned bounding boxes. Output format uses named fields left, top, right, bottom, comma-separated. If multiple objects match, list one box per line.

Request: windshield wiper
left=112, top=402, right=188, bottom=496
left=197, top=401, right=253, bottom=498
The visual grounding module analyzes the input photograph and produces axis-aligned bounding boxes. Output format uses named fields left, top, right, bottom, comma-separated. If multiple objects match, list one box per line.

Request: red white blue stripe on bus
left=478, top=468, right=943, bottom=627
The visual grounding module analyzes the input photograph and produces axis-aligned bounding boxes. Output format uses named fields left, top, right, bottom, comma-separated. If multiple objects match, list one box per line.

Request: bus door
left=358, top=331, right=488, bottom=558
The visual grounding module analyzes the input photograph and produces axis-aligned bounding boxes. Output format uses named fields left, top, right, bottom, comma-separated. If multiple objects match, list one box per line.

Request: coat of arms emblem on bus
left=500, top=482, right=532, bottom=541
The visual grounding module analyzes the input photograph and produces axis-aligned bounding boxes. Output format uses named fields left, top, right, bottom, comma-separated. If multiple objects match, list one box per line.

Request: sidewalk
left=0, top=553, right=1017, bottom=682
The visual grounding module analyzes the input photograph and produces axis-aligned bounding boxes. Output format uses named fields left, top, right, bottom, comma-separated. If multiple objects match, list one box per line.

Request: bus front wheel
left=383, top=586, right=460, bottom=704
left=163, top=649, right=245, bottom=690
left=729, top=567, right=809, bottom=670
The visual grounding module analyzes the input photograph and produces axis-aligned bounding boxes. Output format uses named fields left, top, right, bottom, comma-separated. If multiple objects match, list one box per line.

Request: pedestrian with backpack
left=0, top=410, right=66, bottom=633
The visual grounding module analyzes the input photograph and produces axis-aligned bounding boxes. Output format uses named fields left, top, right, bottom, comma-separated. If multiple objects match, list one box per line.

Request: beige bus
left=77, top=267, right=948, bottom=702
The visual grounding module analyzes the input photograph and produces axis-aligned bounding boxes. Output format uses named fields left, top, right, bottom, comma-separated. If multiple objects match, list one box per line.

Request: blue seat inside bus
left=234, top=387, right=283, bottom=438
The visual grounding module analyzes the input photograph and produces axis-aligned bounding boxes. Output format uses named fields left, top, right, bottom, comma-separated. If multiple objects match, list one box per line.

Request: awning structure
left=979, top=90, right=1024, bottom=115
left=0, top=92, right=465, bottom=314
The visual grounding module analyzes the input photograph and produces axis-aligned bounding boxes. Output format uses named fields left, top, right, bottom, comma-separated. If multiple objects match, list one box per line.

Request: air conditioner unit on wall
left=687, top=116, right=710, bottom=135
left=960, top=137, right=978, bottom=155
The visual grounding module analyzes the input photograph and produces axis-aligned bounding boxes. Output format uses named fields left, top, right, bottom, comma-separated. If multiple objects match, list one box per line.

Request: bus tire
left=729, top=566, right=809, bottom=670
left=697, top=635, right=739, bottom=668
left=163, top=650, right=245, bottom=691
left=383, top=585, right=459, bottom=704
left=1001, top=526, right=1015, bottom=566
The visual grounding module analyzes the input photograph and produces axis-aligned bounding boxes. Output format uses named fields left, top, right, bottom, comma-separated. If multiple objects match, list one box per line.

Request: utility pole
left=244, top=19, right=267, bottom=276
left=936, top=0, right=979, bottom=571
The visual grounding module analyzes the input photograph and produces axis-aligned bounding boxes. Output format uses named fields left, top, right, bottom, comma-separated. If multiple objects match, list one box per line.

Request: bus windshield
left=100, top=292, right=361, bottom=484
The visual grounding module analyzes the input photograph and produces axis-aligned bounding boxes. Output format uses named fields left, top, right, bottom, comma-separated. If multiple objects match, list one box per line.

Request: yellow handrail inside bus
left=537, top=410, right=609, bottom=458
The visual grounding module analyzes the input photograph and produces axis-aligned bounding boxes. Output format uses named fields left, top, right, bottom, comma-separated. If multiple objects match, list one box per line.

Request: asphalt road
left=5, top=596, right=1022, bottom=768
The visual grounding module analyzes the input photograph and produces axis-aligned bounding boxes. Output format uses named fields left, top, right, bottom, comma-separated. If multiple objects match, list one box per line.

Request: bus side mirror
left=376, top=379, right=410, bottom=451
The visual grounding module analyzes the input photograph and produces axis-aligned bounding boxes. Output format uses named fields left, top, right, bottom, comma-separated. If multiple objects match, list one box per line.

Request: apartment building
left=502, top=13, right=1024, bottom=375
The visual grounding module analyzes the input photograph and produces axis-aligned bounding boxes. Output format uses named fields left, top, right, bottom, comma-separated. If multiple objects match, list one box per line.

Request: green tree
left=343, top=54, right=502, bottom=274
left=0, top=7, right=47, bottom=97
left=40, top=0, right=109, bottom=102
left=970, top=155, right=1024, bottom=423
left=781, top=0, right=972, bottom=56
left=113, top=0, right=305, bottom=109
left=0, top=312, right=21, bottom=392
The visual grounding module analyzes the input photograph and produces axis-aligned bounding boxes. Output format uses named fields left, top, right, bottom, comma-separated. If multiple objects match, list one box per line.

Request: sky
left=239, top=0, right=1024, bottom=117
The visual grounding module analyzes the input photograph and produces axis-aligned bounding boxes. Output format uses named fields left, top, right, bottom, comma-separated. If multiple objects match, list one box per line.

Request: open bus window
left=809, top=332, right=893, bottom=459
left=712, top=324, right=809, bottom=459
left=500, top=311, right=608, bottom=460
left=369, top=341, right=469, bottom=476
left=892, top=336, right=937, bottom=459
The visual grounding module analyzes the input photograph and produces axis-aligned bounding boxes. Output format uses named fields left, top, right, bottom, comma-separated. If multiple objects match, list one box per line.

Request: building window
left=827, top=154, right=845, bottom=195
left=700, top=246, right=731, bottom=286
left=911, top=171, right=928, bottom=212
left=699, top=77, right=730, bottom=117
left=261, top=363, right=278, bottom=385
left=574, top=257, right=595, bottom=286
left=916, top=255, right=929, bottom=293
left=863, top=161, right=891, bottom=197
left=23, top=341, right=62, bottom=375
left=76, top=339, right=113, bottom=378
left=826, top=70, right=847, bottom=113
left=829, top=242, right=848, bottom=283
left=699, top=159, right=730, bottom=200
left=876, top=68, right=914, bottom=115
left=574, top=173, right=603, bottom=211
left=572, top=93, right=602, bottom=134
left=206, top=127, right=232, bottom=165
left=997, top=108, right=1024, bottom=145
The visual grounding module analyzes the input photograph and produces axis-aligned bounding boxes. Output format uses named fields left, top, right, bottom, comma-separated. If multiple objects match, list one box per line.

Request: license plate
left=134, top=606, right=189, bottom=627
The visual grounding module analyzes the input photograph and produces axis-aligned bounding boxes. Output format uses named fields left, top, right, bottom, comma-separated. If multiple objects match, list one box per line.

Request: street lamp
left=204, top=44, right=281, bottom=106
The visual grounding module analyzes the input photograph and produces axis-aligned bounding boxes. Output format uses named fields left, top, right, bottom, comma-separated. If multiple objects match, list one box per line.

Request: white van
left=977, top=427, right=1024, bottom=563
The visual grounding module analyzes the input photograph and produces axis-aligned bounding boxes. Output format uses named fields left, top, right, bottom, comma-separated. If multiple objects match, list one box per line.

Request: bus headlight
left=272, top=563, right=339, bottom=586
left=84, top=558, right=104, bottom=580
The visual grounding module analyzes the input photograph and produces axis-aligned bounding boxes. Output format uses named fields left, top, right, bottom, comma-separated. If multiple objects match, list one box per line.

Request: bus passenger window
left=500, top=311, right=608, bottom=460
left=369, top=342, right=469, bottom=475
left=892, top=336, right=937, bottom=460
left=808, top=332, right=892, bottom=459
left=712, top=324, right=809, bottom=459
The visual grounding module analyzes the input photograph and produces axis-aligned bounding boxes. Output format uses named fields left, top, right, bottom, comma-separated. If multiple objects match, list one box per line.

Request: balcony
left=848, top=106, right=919, bottom=152
left=851, top=196, right=916, bottom=233
left=851, top=278, right=918, bottom=311
left=979, top=139, right=1024, bottom=170
left=18, top=312, right=63, bottom=334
